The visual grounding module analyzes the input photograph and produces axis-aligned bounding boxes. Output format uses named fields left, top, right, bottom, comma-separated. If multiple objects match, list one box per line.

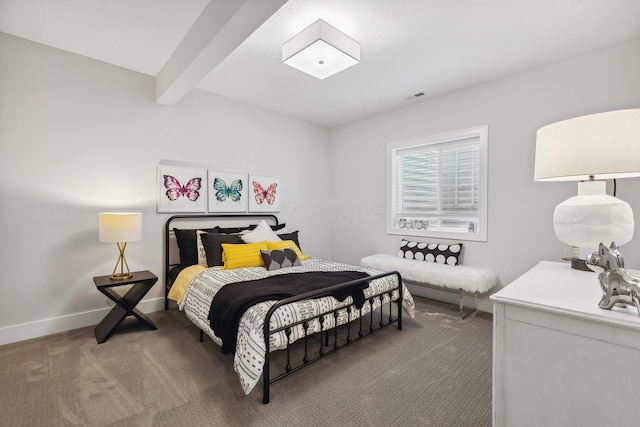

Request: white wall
left=329, top=38, right=640, bottom=311
left=0, top=33, right=332, bottom=344
left=2, top=32, right=638, bottom=344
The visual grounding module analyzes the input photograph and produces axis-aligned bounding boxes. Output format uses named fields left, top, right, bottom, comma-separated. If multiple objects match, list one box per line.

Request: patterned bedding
left=175, top=257, right=416, bottom=395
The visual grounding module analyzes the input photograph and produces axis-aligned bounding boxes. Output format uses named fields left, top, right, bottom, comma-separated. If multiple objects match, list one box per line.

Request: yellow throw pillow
left=267, top=240, right=309, bottom=260
left=222, top=241, right=269, bottom=270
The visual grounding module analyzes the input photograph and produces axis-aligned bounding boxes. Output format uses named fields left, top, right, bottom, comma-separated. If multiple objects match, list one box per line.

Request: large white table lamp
left=534, top=108, right=640, bottom=270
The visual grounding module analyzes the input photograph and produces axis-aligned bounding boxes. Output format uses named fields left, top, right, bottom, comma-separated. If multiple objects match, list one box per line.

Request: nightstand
left=93, top=270, right=158, bottom=344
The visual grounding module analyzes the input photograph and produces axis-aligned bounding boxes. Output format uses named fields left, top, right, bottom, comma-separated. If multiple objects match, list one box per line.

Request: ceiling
left=1, top=0, right=639, bottom=127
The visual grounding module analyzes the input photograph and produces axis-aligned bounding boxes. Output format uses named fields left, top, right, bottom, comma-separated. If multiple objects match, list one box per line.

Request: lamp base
left=570, top=258, right=593, bottom=272
left=109, top=242, right=132, bottom=280
left=109, top=272, right=133, bottom=281
left=553, top=181, right=634, bottom=260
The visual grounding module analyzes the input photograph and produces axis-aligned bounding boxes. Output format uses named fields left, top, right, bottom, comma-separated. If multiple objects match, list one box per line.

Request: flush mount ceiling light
left=282, top=19, right=360, bottom=80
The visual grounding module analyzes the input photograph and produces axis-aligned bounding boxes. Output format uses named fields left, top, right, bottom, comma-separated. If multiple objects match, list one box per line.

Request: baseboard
left=0, top=285, right=494, bottom=346
left=0, top=297, right=166, bottom=346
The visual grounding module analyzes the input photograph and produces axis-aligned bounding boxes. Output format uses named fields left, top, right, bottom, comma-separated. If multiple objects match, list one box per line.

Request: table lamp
left=534, top=108, right=640, bottom=270
left=99, top=212, right=142, bottom=280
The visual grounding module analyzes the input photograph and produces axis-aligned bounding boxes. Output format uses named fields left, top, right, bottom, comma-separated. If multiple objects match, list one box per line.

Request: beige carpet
left=0, top=297, right=492, bottom=426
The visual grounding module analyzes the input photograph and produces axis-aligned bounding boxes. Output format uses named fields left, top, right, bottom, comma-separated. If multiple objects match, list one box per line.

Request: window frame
left=386, top=125, right=488, bottom=242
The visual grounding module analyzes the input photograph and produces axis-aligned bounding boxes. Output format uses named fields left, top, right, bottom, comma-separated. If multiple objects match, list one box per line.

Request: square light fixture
left=282, top=19, right=360, bottom=80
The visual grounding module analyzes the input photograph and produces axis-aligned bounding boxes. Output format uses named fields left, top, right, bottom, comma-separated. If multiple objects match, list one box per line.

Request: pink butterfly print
left=253, top=181, right=277, bottom=205
left=163, top=175, right=202, bottom=201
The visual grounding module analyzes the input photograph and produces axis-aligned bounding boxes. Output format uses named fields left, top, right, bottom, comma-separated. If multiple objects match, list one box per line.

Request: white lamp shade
left=535, top=109, right=640, bottom=181
left=99, top=212, right=142, bottom=243
left=282, top=19, right=360, bottom=80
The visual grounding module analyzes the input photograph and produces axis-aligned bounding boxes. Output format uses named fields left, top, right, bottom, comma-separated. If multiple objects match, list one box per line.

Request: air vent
left=404, top=92, right=426, bottom=101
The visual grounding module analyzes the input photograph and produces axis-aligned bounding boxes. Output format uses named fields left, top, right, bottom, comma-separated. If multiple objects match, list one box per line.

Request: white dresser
left=491, top=261, right=640, bottom=427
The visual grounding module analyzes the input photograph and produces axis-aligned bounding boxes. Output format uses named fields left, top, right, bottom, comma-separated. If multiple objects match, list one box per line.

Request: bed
left=164, top=214, right=415, bottom=403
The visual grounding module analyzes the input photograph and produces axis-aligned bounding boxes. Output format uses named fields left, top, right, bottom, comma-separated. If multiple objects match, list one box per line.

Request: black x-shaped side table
left=93, top=270, right=158, bottom=344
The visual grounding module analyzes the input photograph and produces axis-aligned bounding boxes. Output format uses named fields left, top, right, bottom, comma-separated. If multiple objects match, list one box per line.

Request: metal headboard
left=163, top=214, right=279, bottom=309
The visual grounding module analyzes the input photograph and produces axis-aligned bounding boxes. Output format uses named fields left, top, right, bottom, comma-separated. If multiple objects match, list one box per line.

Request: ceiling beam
left=155, top=0, right=286, bottom=105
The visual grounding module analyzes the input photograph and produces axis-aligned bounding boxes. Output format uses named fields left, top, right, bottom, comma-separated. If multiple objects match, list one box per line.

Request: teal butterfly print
left=213, top=178, right=243, bottom=203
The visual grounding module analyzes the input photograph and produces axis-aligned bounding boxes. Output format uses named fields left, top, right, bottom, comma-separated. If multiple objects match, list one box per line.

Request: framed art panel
left=249, top=174, right=280, bottom=212
left=208, top=172, right=248, bottom=212
left=157, top=164, right=207, bottom=213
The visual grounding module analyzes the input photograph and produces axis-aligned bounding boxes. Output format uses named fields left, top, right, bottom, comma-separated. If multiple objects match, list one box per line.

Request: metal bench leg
left=459, top=290, right=475, bottom=319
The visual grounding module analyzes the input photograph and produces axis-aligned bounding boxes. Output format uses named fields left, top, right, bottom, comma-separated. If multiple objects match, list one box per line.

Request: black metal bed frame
left=261, top=270, right=402, bottom=403
left=163, top=214, right=404, bottom=404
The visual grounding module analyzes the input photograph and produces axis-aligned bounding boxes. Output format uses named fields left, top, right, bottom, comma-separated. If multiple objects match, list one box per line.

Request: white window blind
left=387, top=126, right=488, bottom=241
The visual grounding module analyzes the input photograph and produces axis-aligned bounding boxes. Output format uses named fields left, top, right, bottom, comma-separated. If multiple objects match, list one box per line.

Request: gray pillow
left=260, top=248, right=301, bottom=271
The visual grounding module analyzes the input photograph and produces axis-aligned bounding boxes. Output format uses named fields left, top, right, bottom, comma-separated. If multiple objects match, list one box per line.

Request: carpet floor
left=0, top=297, right=492, bottom=426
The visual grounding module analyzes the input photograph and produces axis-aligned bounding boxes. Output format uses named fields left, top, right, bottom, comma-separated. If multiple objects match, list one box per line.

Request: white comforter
left=177, top=258, right=416, bottom=395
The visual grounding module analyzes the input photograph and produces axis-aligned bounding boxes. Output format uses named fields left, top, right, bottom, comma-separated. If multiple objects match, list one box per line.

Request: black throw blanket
left=209, top=271, right=370, bottom=354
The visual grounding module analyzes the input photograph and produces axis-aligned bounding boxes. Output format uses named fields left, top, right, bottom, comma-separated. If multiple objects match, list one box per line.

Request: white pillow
left=241, top=220, right=282, bottom=243
left=196, top=230, right=209, bottom=265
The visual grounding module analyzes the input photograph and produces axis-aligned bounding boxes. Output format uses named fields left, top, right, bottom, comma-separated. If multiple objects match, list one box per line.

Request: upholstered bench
left=361, top=240, right=497, bottom=317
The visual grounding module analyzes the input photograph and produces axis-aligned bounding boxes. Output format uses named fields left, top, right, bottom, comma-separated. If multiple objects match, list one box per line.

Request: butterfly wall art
left=157, top=164, right=207, bottom=213
left=208, top=172, right=248, bottom=212
left=248, top=174, right=280, bottom=212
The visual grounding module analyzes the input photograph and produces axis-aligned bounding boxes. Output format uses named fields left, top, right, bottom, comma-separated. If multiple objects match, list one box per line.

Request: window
left=387, top=125, right=488, bottom=241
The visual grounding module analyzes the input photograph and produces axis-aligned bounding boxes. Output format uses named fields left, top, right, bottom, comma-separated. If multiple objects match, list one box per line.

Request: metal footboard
left=262, top=271, right=403, bottom=404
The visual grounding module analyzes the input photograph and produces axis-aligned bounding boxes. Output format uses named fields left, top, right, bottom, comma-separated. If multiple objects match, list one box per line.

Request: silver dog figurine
left=585, top=242, right=640, bottom=317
